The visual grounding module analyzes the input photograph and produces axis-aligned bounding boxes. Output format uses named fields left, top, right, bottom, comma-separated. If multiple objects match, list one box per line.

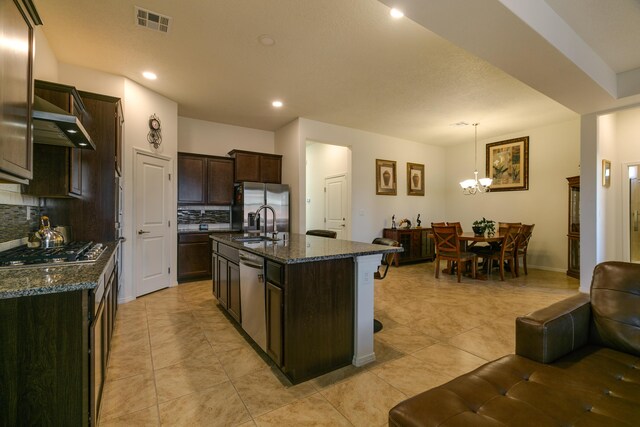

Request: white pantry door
left=325, top=174, right=348, bottom=239
left=134, top=152, right=171, bottom=297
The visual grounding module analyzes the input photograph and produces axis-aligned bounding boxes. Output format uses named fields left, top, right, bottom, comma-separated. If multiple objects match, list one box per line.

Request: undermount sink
left=233, top=235, right=279, bottom=243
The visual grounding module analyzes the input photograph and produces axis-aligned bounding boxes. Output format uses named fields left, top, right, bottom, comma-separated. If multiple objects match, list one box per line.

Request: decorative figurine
left=398, top=218, right=412, bottom=229
left=391, top=215, right=397, bottom=229
left=416, top=214, right=422, bottom=228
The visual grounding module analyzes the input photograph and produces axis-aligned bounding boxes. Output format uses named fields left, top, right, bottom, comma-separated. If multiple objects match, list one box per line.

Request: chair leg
left=514, top=256, right=520, bottom=277
left=509, top=259, right=516, bottom=278
left=435, top=258, right=440, bottom=278
left=472, top=257, right=477, bottom=279
left=523, top=254, right=528, bottom=275
left=457, top=260, right=462, bottom=282
left=499, top=258, right=505, bottom=281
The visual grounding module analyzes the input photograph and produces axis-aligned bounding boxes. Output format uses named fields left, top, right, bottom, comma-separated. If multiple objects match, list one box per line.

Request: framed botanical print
left=486, top=136, right=529, bottom=192
left=376, top=159, right=397, bottom=195
left=407, top=162, right=424, bottom=196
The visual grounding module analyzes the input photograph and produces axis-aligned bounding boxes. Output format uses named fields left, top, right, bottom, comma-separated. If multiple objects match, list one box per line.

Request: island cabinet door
left=227, top=261, right=241, bottom=323
left=266, top=260, right=284, bottom=366
left=211, top=253, right=218, bottom=298
left=217, top=256, right=229, bottom=308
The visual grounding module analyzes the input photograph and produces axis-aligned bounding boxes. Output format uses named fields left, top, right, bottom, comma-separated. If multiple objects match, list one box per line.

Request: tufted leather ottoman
left=389, top=261, right=640, bottom=426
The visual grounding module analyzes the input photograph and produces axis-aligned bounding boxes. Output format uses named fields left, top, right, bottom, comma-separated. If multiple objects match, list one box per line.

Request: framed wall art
left=602, top=159, right=611, bottom=187
left=376, top=159, right=397, bottom=195
left=486, top=136, right=529, bottom=192
left=407, top=162, right=425, bottom=196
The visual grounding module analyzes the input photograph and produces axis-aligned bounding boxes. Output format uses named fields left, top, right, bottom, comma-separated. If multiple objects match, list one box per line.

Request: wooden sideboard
left=383, top=228, right=435, bottom=266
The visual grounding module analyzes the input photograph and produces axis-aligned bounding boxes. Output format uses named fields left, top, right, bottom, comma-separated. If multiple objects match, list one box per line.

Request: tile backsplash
left=0, top=184, right=40, bottom=247
left=177, top=206, right=231, bottom=231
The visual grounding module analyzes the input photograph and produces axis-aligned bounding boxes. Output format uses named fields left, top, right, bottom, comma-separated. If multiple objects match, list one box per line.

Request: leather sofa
left=389, top=261, right=640, bottom=426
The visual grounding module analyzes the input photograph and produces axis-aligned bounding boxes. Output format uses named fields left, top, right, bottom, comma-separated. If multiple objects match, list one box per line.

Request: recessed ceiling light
left=142, top=71, right=157, bottom=80
left=390, top=8, right=404, bottom=19
left=258, top=34, right=276, bottom=46
left=272, top=100, right=283, bottom=108
left=66, top=129, right=77, bottom=134
left=79, top=142, right=87, bottom=146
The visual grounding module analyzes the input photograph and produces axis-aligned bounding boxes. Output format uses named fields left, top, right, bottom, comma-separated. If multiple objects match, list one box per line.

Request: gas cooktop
left=0, top=241, right=106, bottom=268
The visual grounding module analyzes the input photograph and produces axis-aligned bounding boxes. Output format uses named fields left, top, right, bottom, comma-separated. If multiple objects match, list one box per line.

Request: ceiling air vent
left=135, top=6, right=171, bottom=33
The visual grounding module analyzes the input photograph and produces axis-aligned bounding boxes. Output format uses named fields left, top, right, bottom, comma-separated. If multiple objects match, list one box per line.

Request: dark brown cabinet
left=24, top=80, right=88, bottom=198
left=42, top=90, right=122, bottom=243
left=178, top=153, right=234, bottom=205
left=266, top=260, right=284, bottom=366
left=383, top=228, right=434, bottom=265
left=0, top=249, right=118, bottom=426
left=0, top=0, right=34, bottom=184
left=207, top=157, right=235, bottom=205
left=178, top=154, right=206, bottom=204
left=178, top=233, right=212, bottom=282
left=228, top=150, right=282, bottom=183
left=213, top=242, right=241, bottom=323
left=211, top=242, right=354, bottom=384
left=227, top=261, right=241, bottom=322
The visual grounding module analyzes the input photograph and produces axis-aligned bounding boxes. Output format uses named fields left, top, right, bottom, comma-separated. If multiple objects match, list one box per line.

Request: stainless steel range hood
left=32, top=96, right=96, bottom=150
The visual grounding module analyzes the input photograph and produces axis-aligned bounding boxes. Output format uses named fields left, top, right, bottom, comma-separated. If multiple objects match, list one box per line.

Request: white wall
left=33, top=27, right=58, bottom=81
left=306, top=142, right=350, bottom=231
left=445, top=119, right=580, bottom=272
left=122, top=79, right=178, bottom=300
left=591, top=106, right=640, bottom=267
left=56, top=61, right=179, bottom=302
left=277, top=118, right=447, bottom=243
left=596, top=113, right=619, bottom=262
left=274, top=119, right=302, bottom=233
left=178, top=117, right=274, bottom=156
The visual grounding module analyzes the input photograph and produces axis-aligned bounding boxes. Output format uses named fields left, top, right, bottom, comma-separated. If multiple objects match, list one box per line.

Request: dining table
left=432, top=232, right=506, bottom=280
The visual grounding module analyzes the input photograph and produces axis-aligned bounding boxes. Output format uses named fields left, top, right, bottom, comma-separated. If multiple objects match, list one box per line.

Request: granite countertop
left=211, top=233, right=402, bottom=264
left=0, top=242, right=118, bottom=299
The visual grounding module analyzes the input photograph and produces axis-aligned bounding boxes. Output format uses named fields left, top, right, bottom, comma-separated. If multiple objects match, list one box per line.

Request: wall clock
left=148, top=114, right=162, bottom=149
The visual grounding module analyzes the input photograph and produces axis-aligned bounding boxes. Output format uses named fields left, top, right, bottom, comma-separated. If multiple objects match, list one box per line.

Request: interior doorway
left=305, top=141, right=351, bottom=238
left=325, top=174, right=348, bottom=239
left=134, top=151, right=172, bottom=296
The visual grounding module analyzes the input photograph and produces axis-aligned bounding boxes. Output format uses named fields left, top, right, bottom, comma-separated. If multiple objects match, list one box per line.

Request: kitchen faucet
left=254, top=204, right=279, bottom=240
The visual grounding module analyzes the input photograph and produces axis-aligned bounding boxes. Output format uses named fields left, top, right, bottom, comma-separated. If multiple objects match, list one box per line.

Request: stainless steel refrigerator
left=232, top=182, right=290, bottom=234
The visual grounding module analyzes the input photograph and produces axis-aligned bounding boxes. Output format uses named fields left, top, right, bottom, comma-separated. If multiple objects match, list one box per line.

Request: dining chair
left=476, top=224, right=521, bottom=281
left=446, top=222, right=463, bottom=236
left=306, top=229, right=337, bottom=238
left=515, top=224, right=535, bottom=276
left=498, top=222, right=522, bottom=236
left=371, top=237, right=400, bottom=332
left=431, top=225, right=477, bottom=283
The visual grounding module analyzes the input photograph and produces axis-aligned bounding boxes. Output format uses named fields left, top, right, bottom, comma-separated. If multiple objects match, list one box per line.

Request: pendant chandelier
left=459, top=123, right=492, bottom=195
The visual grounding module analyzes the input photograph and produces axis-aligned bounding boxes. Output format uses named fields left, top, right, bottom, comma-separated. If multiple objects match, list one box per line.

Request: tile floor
left=98, top=262, right=579, bottom=426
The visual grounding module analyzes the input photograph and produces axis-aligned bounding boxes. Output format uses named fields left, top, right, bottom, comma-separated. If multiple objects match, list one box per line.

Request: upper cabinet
left=178, top=153, right=234, bottom=205
left=207, top=157, right=234, bottom=205
left=0, top=0, right=35, bottom=184
left=24, top=81, right=89, bottom=198
left=228, top=150, right=282, bottom=184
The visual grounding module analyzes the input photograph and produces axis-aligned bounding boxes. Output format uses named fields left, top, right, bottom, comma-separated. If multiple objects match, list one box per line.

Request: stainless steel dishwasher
left=238, top=250, right=267, bottom=351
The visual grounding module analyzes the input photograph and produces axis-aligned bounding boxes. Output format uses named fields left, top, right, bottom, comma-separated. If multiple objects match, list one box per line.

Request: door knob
left=138, top=229, right=150, bottom=235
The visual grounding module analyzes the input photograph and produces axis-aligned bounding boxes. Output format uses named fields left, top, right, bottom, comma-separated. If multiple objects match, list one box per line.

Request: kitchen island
left=210, top=233, right=402, bottom=383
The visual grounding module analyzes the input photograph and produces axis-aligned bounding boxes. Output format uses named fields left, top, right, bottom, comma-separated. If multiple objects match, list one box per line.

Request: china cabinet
left=567, top=176, right=580, bottom=278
